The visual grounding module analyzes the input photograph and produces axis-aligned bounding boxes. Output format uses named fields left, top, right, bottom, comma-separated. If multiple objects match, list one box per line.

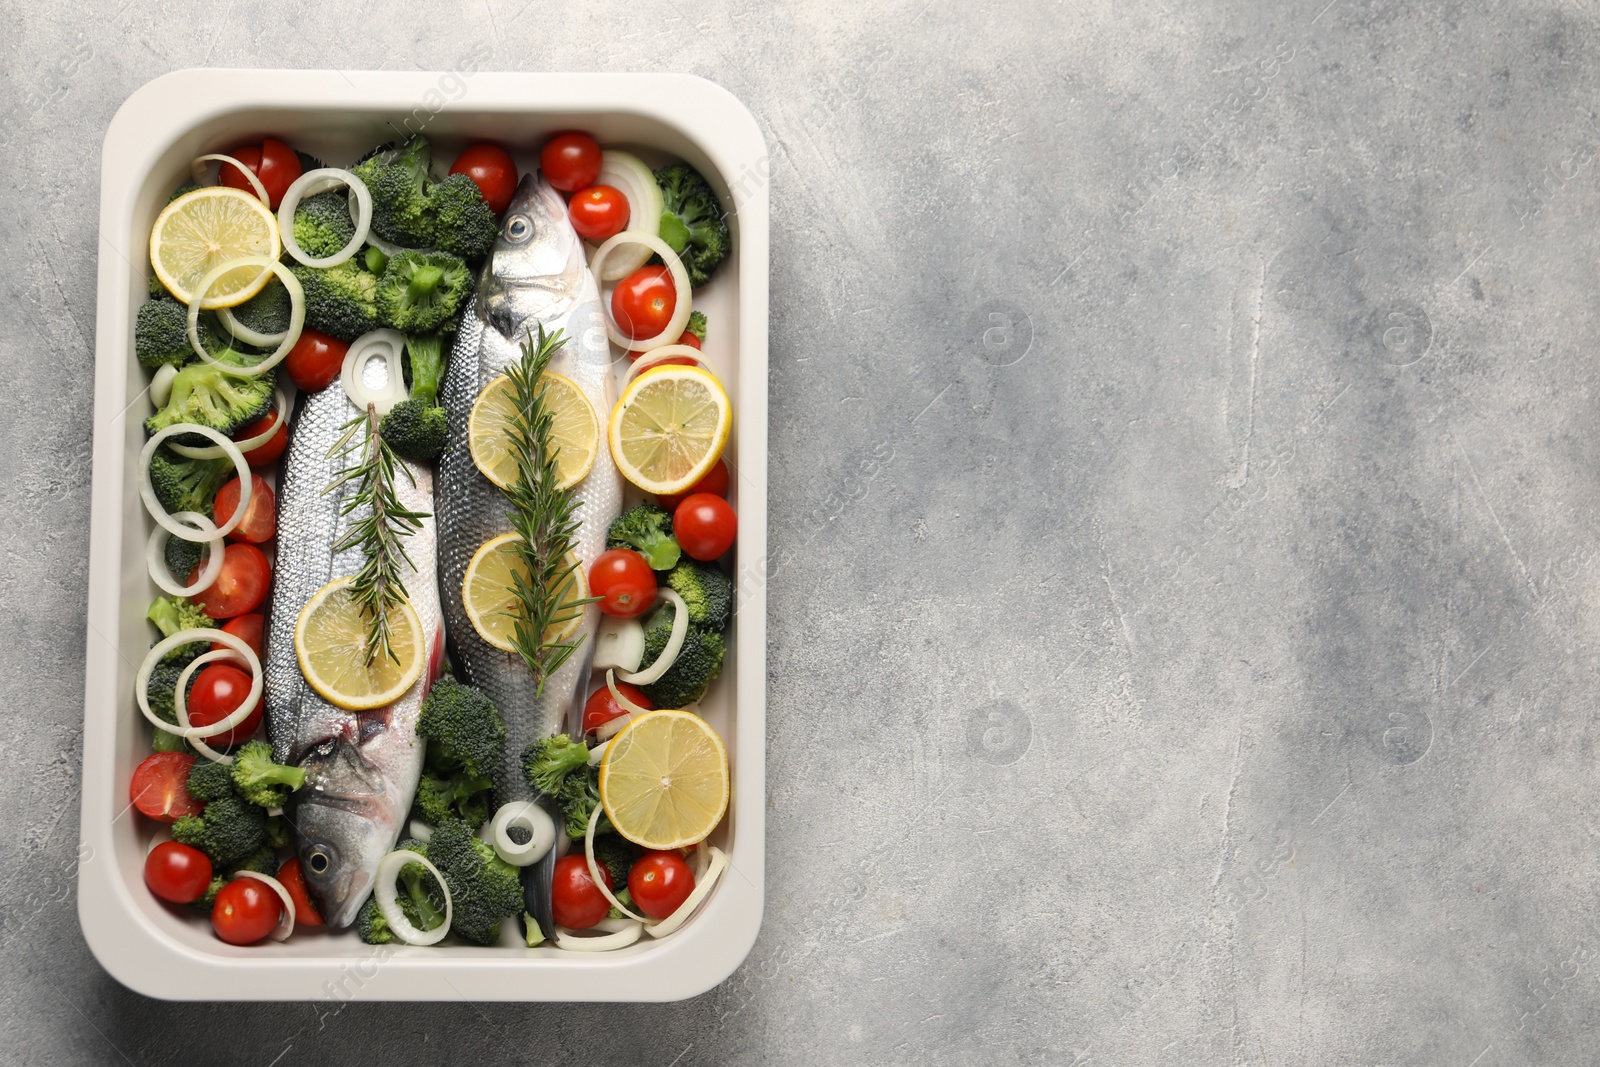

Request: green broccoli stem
left=403, top=333, right=445, bottom=407
left=402, top=865, right=445, bottom=929
left=407, top=264, right=446, bottom=298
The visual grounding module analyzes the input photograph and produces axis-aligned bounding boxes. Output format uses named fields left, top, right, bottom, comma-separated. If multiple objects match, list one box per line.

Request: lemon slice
left=461, top=533, right=588, bottom=652
left=149, top=187, right=281, bottom=308
left=599, top=710, right=730, bottom=850
left=607, top=365, right=732, bottom=495
left=468, top=372, right=599, bottom=491
left=294, top=579, right=425, bottom=711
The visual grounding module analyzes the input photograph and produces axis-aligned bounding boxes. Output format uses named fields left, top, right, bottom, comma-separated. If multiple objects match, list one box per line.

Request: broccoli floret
left=151, top=728, right=187, bottom=753
left=684, top=310, right=707, bottom=342
left=356, top=840, right=442, bottom=944
left=380, top=332, right=450, bottom=460
left=417, top=677, right=504, bottom=779
left=428, top=173, right=498, bottom=260
left=606, top=503, right=681, bottom=571
left=376, top=251, right=470, bottom=335
left=654, top=164, right=730, bottom=289
left=663, top=558, right=733, bottom=629
left=640, top=607, right=726, bottom=709
left=163, top=534, right=207, bottom=585
left=225, top=280, right=294, bottom=341
left=231, top=740, right=306, bottom=808
left=144, top=360, right=274, bottom=445
left=171, top=793, right=267, bottom=865
left=558, top=764, right=611, bottom=839
left=145, top=660, right=192, bottom=726
left=168, top=182, right=202, bottom=204
left=353, top=138, right=498, bottom=259
left=292, top=261, right=379, bottom=341
left=149, top=274, right=174, bottom=299
left=194, top=875, right=228, bottom=910
left=147, top=596, right=215, bottom=662
left=230, top=845, right=279, bottom=876
left=521, top=734, right=590, bottom=797
left=411, top=772, right=492, bottom=829
left=427, top=817, right=523, bottom=945
left=146, top=447, right=235, bottom=517
left=185, top=758, right=236, bottom=803
left=593, top=835, right=637, bottom=890
left=135, top=299, right=198, bottom=370
left=292, top=189, right=356, bottom=259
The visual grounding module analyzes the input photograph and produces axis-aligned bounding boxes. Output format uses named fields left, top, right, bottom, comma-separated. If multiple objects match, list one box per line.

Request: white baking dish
left=79, top=68, right=767, bottom=1002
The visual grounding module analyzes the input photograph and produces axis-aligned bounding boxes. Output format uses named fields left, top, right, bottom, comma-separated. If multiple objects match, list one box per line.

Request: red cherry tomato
left=568, top=184, right=630, bottom=241
left=611, top=266, right=677, bottom=342
left=130, top=752, right=203, bottom=823
left=628, top=851, right=696, bottom=920
left=190, top=543, right=271, bottom=619
left=213, top=475, right=276, bottom=544
left=213, top=614, right=265, bottom=660
left=187, top=663, right=263, bottom=747
left=235, top=410, right=287, bottom=467
left=539, top=131, right=602, bottom=192
left=657, top=458, right=730, bottom=510
left=582, top=682, right=654, bottom=735
left=449, top=143, right=518, bottom=214
left=145, top=841, right=214, bottom=904
left=551, top=853, right=611, bottom=930
left=589, top=548, right=658, bottom=618
left=676, top=331, right=702, bottom=350
left=212, top=878, right=283, bottom=945
left=283, top=329, right=348, bottom=393
left=218, top=138, right=301, bottom=209
left=674, top=493, right=738, bottom=560
left=276, top=857, right=325, bottom=927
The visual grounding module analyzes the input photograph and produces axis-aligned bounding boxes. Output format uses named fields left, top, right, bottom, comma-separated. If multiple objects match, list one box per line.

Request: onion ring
left=625, top=344, right=707, bottom=384
left=168, top=386, right=287, bottom=460
left=234, top=871, right=297, bottom=941
left=375, top=849, right=452, bottom=946
left=175, top=648, right=247, bottom=764
left=150, top=364, right=179, bottom=408
left=145, top=511, right=222, bottom=597
left=186, top=257, right=305, bottom=374
left=133, top=628, right=262, bottom=741
left=554, top=919, right=643, bottom=951
left=340, top=329, right=409, bottom=415
left=489, top=801, right=556, bottom=867
left=590, top=231, right=693, bottom=351
left=190, top=153, right=269, bottom=205
left=588, top=152, right=663, bottom=281
left=139, top=424, right=252, bottom=541
left=618, top=590, right=688, bottom=685
left=277, top=168, right=374, bottom=269
left=585, top=798, right=649, bottom=922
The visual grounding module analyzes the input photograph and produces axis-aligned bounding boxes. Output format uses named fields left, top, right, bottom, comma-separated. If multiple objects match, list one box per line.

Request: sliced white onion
left=587, top=739, right=611, bottom=767
left=590, top=231, right=693, bottom=351
left=585, top=799, right=649, bottom=922
left=234, top=870, right=297, bottom=941
left=554, top=920, right=643, bottom=951
left=187, top=256, right=304, bottom=368
left=139, top=424, right=252, bottom=541
left=594, top=712, right=633, bottom=743
left=176, top=648, right=248, bottom=764
left=190, top=153, right=269, bottom=205
left=145, top=511, right=222, bottom=596
left=625, top=344, right=707, bottom=384
left=594, top=616, right=646, bottom=673
left=408, top=819, right=434, bottom=843
left=217, top=305, right=287, bottom=349
left=489, top=801, right=556, bottom=867
left=645, top=846, right=727, bottom=939
left=150, top=364, right=179, bottom=408
left=277, top=168, right=373, bottom=269
left=364, top=227, right=405, bottom=257
left=145, top=827, right=174, bottom=856
left=587, top=152, right=664, bottom=281
left=618, top=590, right=688, bottom=685
left=134, top=628, right=263, bottom=741
left=341, top=329, right=409, bottom=415
left=605, top=670, right=653, bottom=715
left=374, top=848, right=452, bottom=946
left=168, top=385, right=287, bottom=460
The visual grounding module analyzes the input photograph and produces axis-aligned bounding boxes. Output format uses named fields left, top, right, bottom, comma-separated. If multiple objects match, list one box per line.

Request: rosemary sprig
left=499, top=324, right=597, bottom=693
left=326, top=402, right=430, bottom=664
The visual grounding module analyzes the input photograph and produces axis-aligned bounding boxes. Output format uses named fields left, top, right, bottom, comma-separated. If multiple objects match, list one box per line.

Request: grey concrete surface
left=1, top=0, right=1596, bottom=1063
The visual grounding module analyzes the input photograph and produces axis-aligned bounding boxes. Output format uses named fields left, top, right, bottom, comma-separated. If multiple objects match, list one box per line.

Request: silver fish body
left=436, top=173, right=623, bottom=934
left=264, top=382, right=445, bottom=929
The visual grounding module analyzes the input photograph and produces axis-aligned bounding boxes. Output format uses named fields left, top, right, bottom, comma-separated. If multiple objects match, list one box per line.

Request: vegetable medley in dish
left=129, top=130, right=739, bottom=950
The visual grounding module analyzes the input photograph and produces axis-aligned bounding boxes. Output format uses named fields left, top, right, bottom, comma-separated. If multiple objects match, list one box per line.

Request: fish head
left=478, top=172, right=587, bottom=339
left=291, top=737, right=395, bottom=929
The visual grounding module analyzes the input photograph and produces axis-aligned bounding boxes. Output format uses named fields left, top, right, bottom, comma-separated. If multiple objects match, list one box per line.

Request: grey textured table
left=3, top=0, right=1594, bottom=1063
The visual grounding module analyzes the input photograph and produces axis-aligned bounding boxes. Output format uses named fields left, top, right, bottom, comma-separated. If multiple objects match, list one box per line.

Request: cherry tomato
left=539, top=131, right=602, bottom=192
left=674, top=493, right=738, bottom=560
left=213, top=614, right=265, bottom=660
left=190, top=543, right=271, bottom=619
left=130, top=752, right=203, bottom=823
left=611, top=266, right=677, bottom=342
left=583, top=681, right=654, bottom=735
left=187, top=663, right=263, bottom=747
left=449, top=143, right=518, bottom=214
left=235, top=410, right=287, bottom=466
left=283, top=329, right=348, bottom=393
left=628, top=851, right=696, bottom=920
left=212, top=878, right=283, bottom=945
left=213, top=475, right=276, bottom=544
left=657, top=458, right=730, bottom=510
left=676, top=331, right=703, bottom=350
left=568, top=184, right=630, bottom=241
left=276, top=857, right=325, bottom=927
left=551, top=853, right=611, bottom=930
left=589, top=548, right=658, bottom=618
left=218, top=138, right=301, bottom=209
left=145, top=841, right=214, bottom=904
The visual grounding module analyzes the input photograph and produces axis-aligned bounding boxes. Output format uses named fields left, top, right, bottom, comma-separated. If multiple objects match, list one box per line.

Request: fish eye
left=506, top=215, right=532, bottom=241
left=307, top=846, right=333, bottom=875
